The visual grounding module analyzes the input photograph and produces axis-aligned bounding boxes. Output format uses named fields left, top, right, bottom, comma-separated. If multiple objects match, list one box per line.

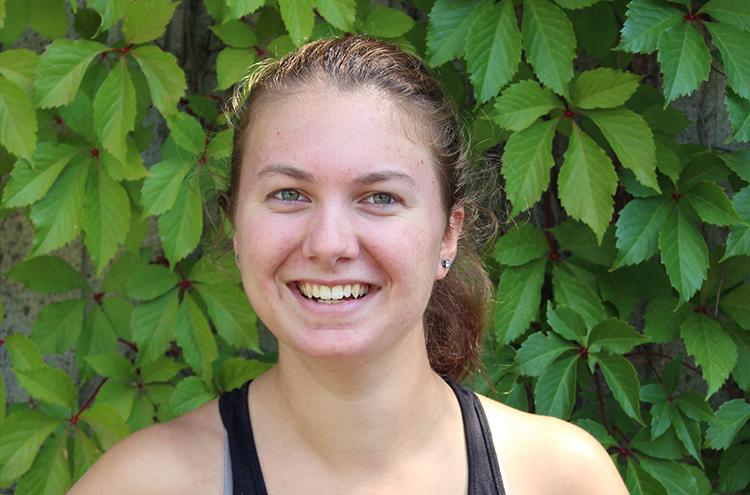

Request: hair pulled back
left=222, top=35, right=493, bottom=381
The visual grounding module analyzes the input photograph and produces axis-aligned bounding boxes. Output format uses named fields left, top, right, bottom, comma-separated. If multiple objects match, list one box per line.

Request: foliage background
left=0, top=0, right=749, bottom=493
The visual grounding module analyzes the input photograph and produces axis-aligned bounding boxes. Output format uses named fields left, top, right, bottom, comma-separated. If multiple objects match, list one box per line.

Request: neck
left=254, top=331, right=455, bottom=474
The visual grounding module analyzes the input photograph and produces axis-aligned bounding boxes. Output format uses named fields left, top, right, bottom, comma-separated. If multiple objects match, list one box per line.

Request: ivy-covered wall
left=1, top=0, right=750, bottom=494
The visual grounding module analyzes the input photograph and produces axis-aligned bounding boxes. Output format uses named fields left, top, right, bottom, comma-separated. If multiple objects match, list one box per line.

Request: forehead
left=240, top=87, right=439, bottom=186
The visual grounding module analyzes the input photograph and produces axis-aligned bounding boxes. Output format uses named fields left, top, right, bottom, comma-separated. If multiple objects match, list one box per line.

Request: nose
left=301, top=202, right=359, bottom=268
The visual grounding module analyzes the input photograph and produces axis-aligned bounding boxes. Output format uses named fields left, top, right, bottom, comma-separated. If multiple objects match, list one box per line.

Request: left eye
left=272, top=189, right=303, bottom=202
left=364, top=192, right=398, bottom=205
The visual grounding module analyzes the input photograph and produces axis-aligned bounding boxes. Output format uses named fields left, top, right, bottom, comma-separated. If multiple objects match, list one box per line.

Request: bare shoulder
left=69, top=398, right=225, bottom=495
left=476, top=395, right=627, bottom=495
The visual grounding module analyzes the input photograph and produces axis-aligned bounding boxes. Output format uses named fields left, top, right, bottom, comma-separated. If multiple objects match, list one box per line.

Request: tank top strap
left=442, top=376, right=507, bottom=495
left=218, top=379, right=268, bottom=495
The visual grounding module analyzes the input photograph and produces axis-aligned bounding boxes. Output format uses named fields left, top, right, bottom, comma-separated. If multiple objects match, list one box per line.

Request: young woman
left=70, top=36, right=627, bottom=495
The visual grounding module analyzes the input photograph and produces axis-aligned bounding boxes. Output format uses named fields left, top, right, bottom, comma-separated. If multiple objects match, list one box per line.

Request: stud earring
left=441, top=259, right=452, bottom=269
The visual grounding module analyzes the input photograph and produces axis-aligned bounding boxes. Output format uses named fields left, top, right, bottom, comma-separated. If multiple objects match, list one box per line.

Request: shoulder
left=476, top=394, right=627, bottom=495
left=69, top=398, right=225, bottom=495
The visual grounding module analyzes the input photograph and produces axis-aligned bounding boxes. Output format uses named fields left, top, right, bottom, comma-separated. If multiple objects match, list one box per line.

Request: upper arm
left=68, top=424, right=196, bottom=495
left=540, top=417, right=628, bottom=495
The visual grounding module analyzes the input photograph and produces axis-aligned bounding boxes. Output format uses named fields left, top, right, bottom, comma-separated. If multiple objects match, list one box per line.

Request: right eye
left=271, top=189, right=304, bottom=202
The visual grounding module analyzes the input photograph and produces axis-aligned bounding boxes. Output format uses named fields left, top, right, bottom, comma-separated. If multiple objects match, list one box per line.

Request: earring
left=441, top=259, right=452, bottom=269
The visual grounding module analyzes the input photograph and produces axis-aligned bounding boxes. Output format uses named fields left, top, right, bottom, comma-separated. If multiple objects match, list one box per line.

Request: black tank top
left=218, top=376, right=506, bottom=495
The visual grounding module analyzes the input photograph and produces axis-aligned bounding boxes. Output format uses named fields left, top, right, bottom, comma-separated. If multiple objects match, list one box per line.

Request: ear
left=435, top=207, right=464, bottom=280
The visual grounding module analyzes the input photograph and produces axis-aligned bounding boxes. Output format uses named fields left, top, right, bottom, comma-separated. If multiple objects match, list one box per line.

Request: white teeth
left=297, top=282, right=371, bottom=301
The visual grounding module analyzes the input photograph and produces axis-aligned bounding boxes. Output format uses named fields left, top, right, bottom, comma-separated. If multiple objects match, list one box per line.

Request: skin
left=69, top=86, right=628, bottom=495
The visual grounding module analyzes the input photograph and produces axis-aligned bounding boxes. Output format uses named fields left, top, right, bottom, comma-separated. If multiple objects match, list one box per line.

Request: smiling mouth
left=295, top=282, right=372, bottom=304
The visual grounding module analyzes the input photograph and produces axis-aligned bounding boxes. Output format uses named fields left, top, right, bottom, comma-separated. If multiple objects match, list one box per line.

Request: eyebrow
left=255, top=164, right=417, bottom=187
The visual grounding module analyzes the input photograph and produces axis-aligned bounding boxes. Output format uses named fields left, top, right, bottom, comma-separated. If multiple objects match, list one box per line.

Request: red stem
left=625, top=350, right=701, bottom=374
left=70, top=378, right=108, bottom=426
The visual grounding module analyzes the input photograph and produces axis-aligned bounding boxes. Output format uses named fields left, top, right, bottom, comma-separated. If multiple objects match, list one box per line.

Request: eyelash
left=270, top=189, right=401, bottom=207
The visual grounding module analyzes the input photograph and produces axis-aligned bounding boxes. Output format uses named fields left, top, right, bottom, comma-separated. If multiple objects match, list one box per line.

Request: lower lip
left=287, top=283, right=379, bottom=315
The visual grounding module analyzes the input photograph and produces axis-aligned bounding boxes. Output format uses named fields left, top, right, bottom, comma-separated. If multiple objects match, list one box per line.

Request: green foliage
left=1, top=0, right=749, bottom=492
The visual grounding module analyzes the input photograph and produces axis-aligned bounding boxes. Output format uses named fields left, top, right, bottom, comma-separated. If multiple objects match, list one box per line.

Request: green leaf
left=705, top=22, right=750, bottom=102
left=724, top=227, right=750, bottom=261
left=131, top=290, right=179, bottom=363
left=34, top=39, right=107, bottom=108
left=493, top=223, right=548, bottom=266
left=720, top=150, right=750, bottom=183
left=3, top=333, right=45, bottom=372
left=558, top=123, right=617, bottom=242
left=14, top=432, right=69, bottom=495
left=685, top=181, right=744, bottom=226
left=493, top=258, right=546, bottom=343
left=0, top=49, right=39, bottom=96
left=552, top=264, right=607, bottom=329
left=618, top=0, right=683, bottom=54
left=219, top=357, right=272, bottom=391
left=122, top=0, right=177, bottom=44
left=170, top=376, right=215, bottom=416
left=175, top=294, right=218, bottom=383
left=83, top=164, right=131, bottom=274
left=545, top=303, right=587, bottom=343
left=278, top=0, right=314, bottom=46
left=207, top=129, right=233, bottom=160
left=572, top=68, right=640, bottom=109
left=210, top=19, right=258, bottom=47
left=725, top=91, right=750, bottom=143
left=720, top=283, right=750, bottom=330
left=521, top=0, right=576, bottom=97
left=516, top=331, right=575, bottom=376
left=657, top=21, right=711, bottom=105
left=492, top=80, right=561, bottom=132
left=126, top=262, right=180, bottom=301
left=718, top=443, right=750, bottom=493
left=32, top=298, right=85, bottom=354
left=681, top=313, right=737, bottom=397
left=139, top=356, right=184, bottom=383
left=216, top=47, right=255, bottom=90
left=76, top=305, right=118, bottom=375
left=671, top=411, right=703, bottom=466
left=699, top=0, right=750, bottom=31
left=130, top=45, right=186, bottom=116
left=465, top=0, right=521, bottom=103
left=597, top=354, right=643, bottom=423
left=644, top=297, right=689, bottom=343
left=165, top=112, right=206, bottom=155
left=140, top=159, right=191, bottom=217
left=195, top=283, right=259, bottom=350
left=534, top=353, right=577, bottom=418
left=588, top=318, right=649, bottom=354
left=15, top=366, right=77, bottom=410
left=159, top=177, right=203, bottom=266
left=29, top=159, right=87, bottom=256
left=0, top=410, right=59, bottom=481
left=6, top=255, right=88, bottom=293
left=550, top=219, right=617, bottom=266
left=626, top=458, right=667, bottom=495
left=639, top=456, right=711, bottom=495
left=0, top=77, right=36, bottom=160
left=86, top=352, right=134, bottom=381
left=226, top=0, right=264, bottom=18
left=553, top=0, right=600, bottom=8
left=426, top=0, right=485, bottom=67
left=658, top=207, right=708, bottom=302
left=575, top=418, right=616, bottom=449
left=678, top=151, right=730, bottom=191
left=94, top=58, right=137, bottom=162
left=501, top=119, right=557, bottom=215
left=705, top=399, right=750, bottom=449
left=674, top=392, right=714, bottom=422
left=362, top=6, right=414, bottom=38
left=29, top=0, right=67, bottom=39
left=2, top=143, right=80, bottom=208
left=613, top=197, right=672, bottom=268
left=80, top=403, right=130, bottom=450
left=316, top=0, right=356, bottom=32
left=585, top=108, right=659, bottom=191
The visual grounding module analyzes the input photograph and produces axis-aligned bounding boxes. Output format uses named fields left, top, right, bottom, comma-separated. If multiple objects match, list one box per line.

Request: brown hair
left=221, top=35, right=493, bottom=382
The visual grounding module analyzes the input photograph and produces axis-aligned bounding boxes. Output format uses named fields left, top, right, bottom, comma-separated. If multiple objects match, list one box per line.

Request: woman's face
left=233, top=86, right=462, bottom=362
